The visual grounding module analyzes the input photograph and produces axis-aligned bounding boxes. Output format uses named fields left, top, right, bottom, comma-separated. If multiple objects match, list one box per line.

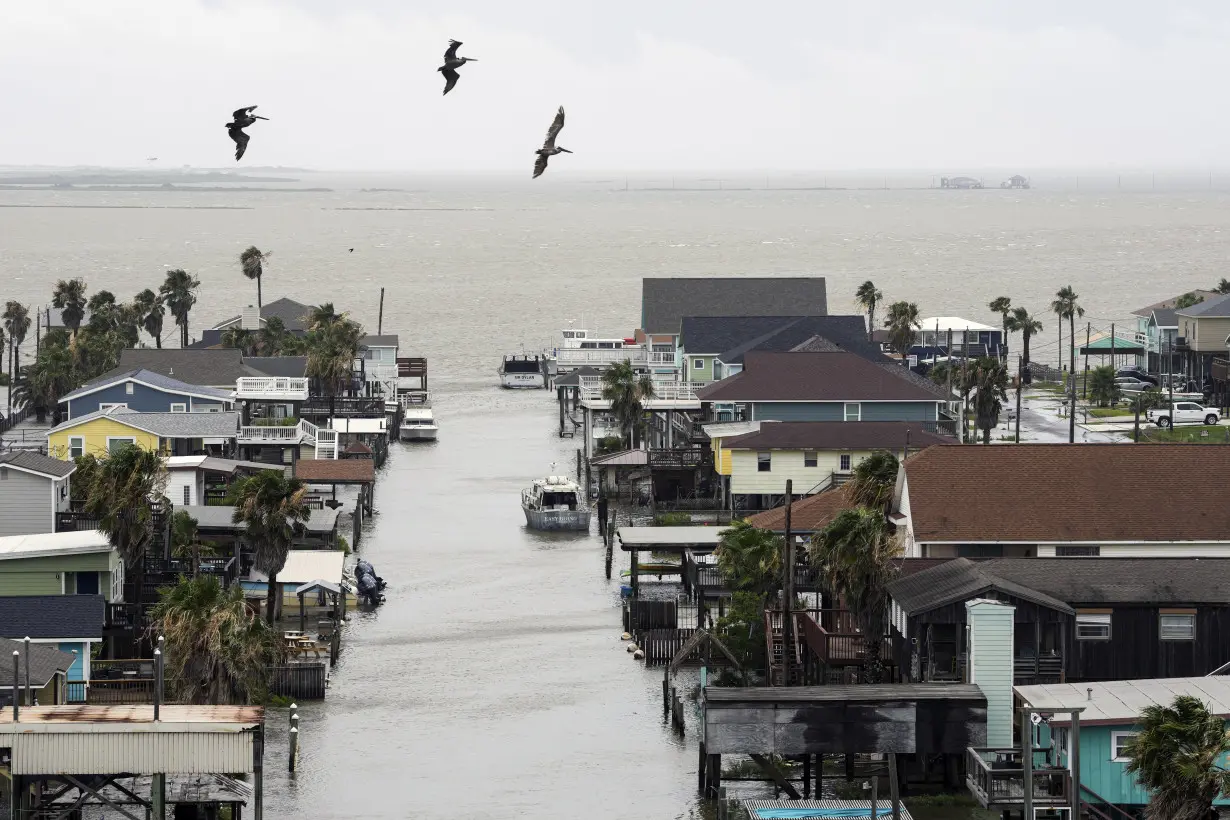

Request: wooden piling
left=888, top=752, right=901, bottom=819
left=289, top=711, right=300, bottom=772
left=377, top=287, right=385, bottom=336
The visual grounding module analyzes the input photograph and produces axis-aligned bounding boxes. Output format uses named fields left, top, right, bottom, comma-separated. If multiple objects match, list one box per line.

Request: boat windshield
left=541, top=491, right=578, bottom=509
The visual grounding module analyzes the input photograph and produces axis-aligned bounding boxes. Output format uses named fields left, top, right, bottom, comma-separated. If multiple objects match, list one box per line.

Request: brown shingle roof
left=725, top=421, right=950, bottom=451
left=295, top=459, right=374, bottom=483
left=904, top=444, right=1230, bottom=543
left=696, top=352, right=944, bottom=403
left=745, top=487, right=855, bottom=533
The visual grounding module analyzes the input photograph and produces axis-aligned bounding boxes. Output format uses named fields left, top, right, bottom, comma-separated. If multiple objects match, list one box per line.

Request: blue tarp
left=752, top=810, right=893, bottom=820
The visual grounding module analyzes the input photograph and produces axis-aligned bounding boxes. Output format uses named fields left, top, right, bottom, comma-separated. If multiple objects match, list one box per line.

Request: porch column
left=1069, top=710, right=1081, bottom=818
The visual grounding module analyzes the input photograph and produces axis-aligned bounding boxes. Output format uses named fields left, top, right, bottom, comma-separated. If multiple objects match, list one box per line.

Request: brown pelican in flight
left=226, top=106, right=268, bottom=161
left=533, top=107, right=571, bottom=178
left=439, top=40, right=477, bottom=96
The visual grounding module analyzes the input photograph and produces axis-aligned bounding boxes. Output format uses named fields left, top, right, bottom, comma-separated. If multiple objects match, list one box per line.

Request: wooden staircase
left=764, top=610, right=804, bottom=686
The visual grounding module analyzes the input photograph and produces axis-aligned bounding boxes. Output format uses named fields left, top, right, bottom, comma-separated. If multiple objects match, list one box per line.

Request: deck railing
left=301, top=396, right=385, bottom=418
left=795, top=610, right=892, bottom=666
left=580, top=381, right=703, bottom=403
left=558, top=348, right=648, bottom=368
left=234, top=376, right=309, bottom=399
left=965, top=747, right=1071, bottom=808
left=1013, top=653, right=1065, bottom=683
left=239, top=424, right=302, bottom=442
left=648, top=351, right=678, bottom=366
left=648, top=448, right=714, bottom=470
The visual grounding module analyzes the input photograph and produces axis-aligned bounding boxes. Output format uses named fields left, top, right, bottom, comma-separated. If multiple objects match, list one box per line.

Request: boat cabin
left=526, top=476, right=583, bottom=510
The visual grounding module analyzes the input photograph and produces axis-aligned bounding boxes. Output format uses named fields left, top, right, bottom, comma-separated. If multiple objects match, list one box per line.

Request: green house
left=0, top=530, right=123, bottom=600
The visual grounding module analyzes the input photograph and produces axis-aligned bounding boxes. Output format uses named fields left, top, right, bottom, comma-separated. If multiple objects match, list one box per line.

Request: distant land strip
left=328, top=206, right=495, bottom=211
left=0, top=204, right=255, bottom=210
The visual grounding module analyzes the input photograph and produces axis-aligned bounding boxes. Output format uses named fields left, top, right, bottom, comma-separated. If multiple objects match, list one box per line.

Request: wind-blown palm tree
left=970, top=357, right=1009, bottom=443
left=239, top=246, right=271, bottom=310
left=13, top=341, right=76, bottom=423
left=600, top=359, right=656, bottom=449
left=1088, top=365, right=1121, bottom=408
left=884, top=301, right=921, bottom=366
left=220, top=326, right=258, bottom=356
left=1007, top=307, right=1043, bottom=383
left=51, top=278, right=88, bottom=338
left=258, top=315, right=297, bottom=356
left=134, top=288, right=165, bottom=348
left=307, top=303, right=340, bottom=331
left=810, top=508, right=902, bottom=683
left=855, top=281, right=883, bottom=341
left=232, top=472, right=310, bottom=625
left=170, top=510, right=204, bottom=578
left=846, top=450, right=899, bottom=510
left=305, top=313, right=364, bottom=398
left=150, top=575, right=283, bottom=705
left=159, top=269, right=200, bottom=347
left=1215, top=278, right=1230, bottom=295
left=1051, top=285, right=1084, bottom=385
left=3, top=302, right=31, bottom=413
left=1123, top=694, right=1230, bottom=820
left=716, top=520, right=783, bottom=598
left=988, top=297, right=1012, bottom=359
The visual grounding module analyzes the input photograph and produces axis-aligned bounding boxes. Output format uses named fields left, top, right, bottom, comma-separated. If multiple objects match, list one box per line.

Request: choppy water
left=1, top=178, right=1225, bottom=817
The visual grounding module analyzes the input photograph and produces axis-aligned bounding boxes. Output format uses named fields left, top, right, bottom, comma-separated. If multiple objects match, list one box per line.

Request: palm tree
left=600, top=359, right=657, bottom=449
left=134, top=289, right=165, bottom=348
left=13, top=342, right=76, bottom=424
left=258, top=315, right=296, bottom=355
left=1088, top=365, right=1121, bottom=408
left=1174, top=291, right=1205, bottom=310
left=970, top=357, right=1009, bottom=443
left=884, top=301, right=921, bottom=366
left=1122, top=694, right=1230, bottom=820
left=810, top=508, right=902, bottom=683
left=150, top=575, right=283, bottom=705
left=3, top=302, right=31, bottom=413
left=855, top=281, right=883, bottom=341
left=307, top=303, right=339, bottom=331
left=170, top=510, right=202, bottom=578
left=220, top=326, right=258, bottom=356
left=988, top=297, right=1012, bottom=359
left=239, top=246, right=270, bottom=310
left=1052, top=286, right=1084, bottom=383
left=846, top=450, right=899, bottom=510
left=1216, top=278, right=1230, bottom=295
left=715, top=519, right=783, bottom=598
left=51, top=278, right=88, bottom=338
left=1007, top=307, right=1043, bottom=383
left=232, top=472, right=310, bottom=625
left=305, top=314, right=364, bottom=398
left=159, top=269, right=200, bottom=347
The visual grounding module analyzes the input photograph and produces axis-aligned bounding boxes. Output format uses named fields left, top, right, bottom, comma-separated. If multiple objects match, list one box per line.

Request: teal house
left=1015, top=677, right=1230, bottom=809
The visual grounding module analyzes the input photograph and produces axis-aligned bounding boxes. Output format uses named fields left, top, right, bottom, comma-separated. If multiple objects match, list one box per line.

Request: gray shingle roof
left=213, top=297, right=316, bottom=333
left=642, top=277, right=828, bottom=335
left=680, top=315, right=883, bottom=365
left=49, top=408, right=240, bottom=438
left=361, top=335, right=398, bottom=347
left=177, top=505, right=341, bottom=534
left=0, top=637, right=76, bottom=687
left=109, top=349, right=249, bottom=387
left=983, top=558, right=1230, bottom=605
left=242, top=357, right=309, bottom=378
left=1132, top=290, right=1220, bottom=317
left=1150, top=308, right=1178, bottom=328
left=0, top=450, right=76, bottom=478
left=886, top=558, right=1074, bottom=616
left=61, top=368, right=232, bottom=403
left=0, top=595, right=104, bottom=639
left=696, top=352, right=947, bottom=403
left=724, top=421, right=950, bottom=451
left=1176, top=292, right=1230, bottom=318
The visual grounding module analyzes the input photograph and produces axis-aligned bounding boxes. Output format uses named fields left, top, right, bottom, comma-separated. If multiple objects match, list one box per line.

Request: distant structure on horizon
left=940, top=176, right=983, bottom=189
left=1000, top=175, right=1030, bottom=189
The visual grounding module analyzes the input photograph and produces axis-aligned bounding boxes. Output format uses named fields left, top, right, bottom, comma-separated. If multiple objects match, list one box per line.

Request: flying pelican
left=226, top=106, right=268, bottom=162
left=439, top=40, right=477, bottom=95
left=533, top=106, right=571, bottom=179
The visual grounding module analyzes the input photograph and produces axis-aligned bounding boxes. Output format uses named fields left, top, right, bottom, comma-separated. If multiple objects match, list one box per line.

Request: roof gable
left=0, top=638, right=76, bottom=687
left=112, top=349, right=249, bottom=387
left=61, top=368, right=232, bottom=404
left=213, top=297, right=316, bottom=332
left=0, top=451, right=75, bottom=479
left=696, top=352, right=945, bottom=403
left=1176, top=292, right=1230, bottom=318
left=886, top=558, right=1073, bottom=616
left=642, top=277, right=828, bottom=335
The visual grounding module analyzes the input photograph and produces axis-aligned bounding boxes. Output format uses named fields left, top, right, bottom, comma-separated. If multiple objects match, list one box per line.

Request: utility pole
left=1083, top=322, right=1090, bottom=399
left=1015, top=355, right=1023, bottom=444
left=961, top=330, right=970, bottom=442
left=781, top=480, right=795, bottom=687
left=946, top=330, right=954, bottom=436
left=1068, top=374, right=1076, bottom=443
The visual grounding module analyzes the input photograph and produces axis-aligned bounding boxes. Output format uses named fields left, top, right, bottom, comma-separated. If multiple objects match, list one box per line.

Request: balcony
left=234, top=376, right=309, bottom=401
left=648, top=351, right=678, bottom=367
left=301, top=396, right=385, bottom=419
left=238, top=424, right=304, bottom=444
left=579, top=380, right=703, bottom=407
left=966, top=747, right=1071, bottom=811
left=363, top=362, right=400, bottom=382
left=648, top=448, right=714, bottom=470
left=557, top=347, right=648, bottom=370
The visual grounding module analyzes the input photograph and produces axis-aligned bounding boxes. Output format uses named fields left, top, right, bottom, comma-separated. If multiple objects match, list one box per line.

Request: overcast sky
left=1, top=0, right=1226, bottom=171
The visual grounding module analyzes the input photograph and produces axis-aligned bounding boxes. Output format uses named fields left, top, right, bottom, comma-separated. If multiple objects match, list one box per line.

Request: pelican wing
left=231, top=106, right=257, bottom=121
left=533, top=152, right=550, bottom=179
left=444, top=40, right=462, bottom=62
left=229, top=126, right=250, bottom=161
left=541, top=106, right=565, bottom=151
left=441, top=67, right=460, bottom=95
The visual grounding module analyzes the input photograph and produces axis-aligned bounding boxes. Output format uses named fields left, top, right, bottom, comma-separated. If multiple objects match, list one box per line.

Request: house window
left=170, top=403, right=187, bottom=413
left=839, top=453, right=852, bottom=472
left=282, top=447, right=295, bottom=465
left=804, top=451, right=818, bottom=468
left=99, top=403, right=127, bottom=412
left=693, top=358, right=705, bottom=370
left=757, top=452, right=771, bottom=472
left=1159, top=612, right=1195, bottom=641
left=111, top=560, right=125, bottom=602
left=1111, top=731, right=1137, bottom=763
left=183, top=485, right=192, bottom=506
left=107, top=437, right=136, bottom=455
left=69, top=437, right=84, bottom=459
left=1056, top=546, right=1100, bottom=557
left=1076, top=612, right=1112, bottom=640
left=844, top=403, right=861, bottom=422
left=957, top=544, right=1004, bottom=558
left=75, top=571, right=100, bottom=596
left=125, top=382, right=134, bottom=395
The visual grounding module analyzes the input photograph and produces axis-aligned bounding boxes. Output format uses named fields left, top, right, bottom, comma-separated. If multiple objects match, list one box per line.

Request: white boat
left=499, top=354, right=547, bottom=389
left=398, top=393, right=438, bottom=441
left=521, top=475, right=590, bottom=531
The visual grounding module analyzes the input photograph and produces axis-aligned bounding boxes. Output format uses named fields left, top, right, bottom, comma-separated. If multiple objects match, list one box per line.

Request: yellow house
left=47, top=406, right=240, bottom=460
left=723, top=421, right=952, bottom=511
left=704, top=420, right=764, bottom=478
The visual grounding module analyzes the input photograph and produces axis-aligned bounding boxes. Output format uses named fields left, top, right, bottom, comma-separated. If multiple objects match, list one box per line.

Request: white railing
left=315, top=429, right=338, bottom=460
left=234, top=377, right=309, bottom=399
left=364, top=363, right=400, bottom=381
left=580, top=381, right=702, bottom=404
left=556, top=348, right=648, bottom=368
left=238, top=425, right=302, bottom=442
left=299, top=419, right=320, bottom=443
left=648, top=351, right=678, bottom=366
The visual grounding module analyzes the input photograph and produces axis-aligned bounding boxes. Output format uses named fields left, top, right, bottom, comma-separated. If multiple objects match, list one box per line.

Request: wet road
left=262, top=389, right=699, bottom=820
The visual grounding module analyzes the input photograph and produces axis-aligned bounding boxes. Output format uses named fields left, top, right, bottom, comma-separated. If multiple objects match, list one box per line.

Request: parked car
left=1114, top=377, right=1151, bottom=392
left=1116, top=368, right=1158, bottom=386
left=1146, top=402, right=1220, bottom=428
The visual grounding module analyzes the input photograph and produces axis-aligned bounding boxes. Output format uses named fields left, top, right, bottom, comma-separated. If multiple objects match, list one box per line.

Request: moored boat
left=398, top=392, right=438, bottom=441
left=499, top=354, right=547, bottom=389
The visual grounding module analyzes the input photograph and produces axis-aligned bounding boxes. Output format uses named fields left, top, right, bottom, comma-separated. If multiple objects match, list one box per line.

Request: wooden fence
left=267, top=663, right=328, bottom=700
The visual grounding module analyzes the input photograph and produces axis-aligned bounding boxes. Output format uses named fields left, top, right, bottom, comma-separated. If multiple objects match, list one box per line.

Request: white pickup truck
left=1146, top=402, right=1220, bottom=428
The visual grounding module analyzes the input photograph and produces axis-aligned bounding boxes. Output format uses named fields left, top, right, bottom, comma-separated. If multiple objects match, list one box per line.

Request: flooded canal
left=262, top=388, right=701, bottom=819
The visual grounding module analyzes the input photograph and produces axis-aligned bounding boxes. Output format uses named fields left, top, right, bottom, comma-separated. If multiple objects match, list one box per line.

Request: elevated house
left=59, top=368, right=233, bottom=420
left=895, top=444, right=1230, bottom=558
left=196, top=297, right=316, bottom=346
left=0, top=637, right=76, bottom=707
left=720, top=421, right=949, bottom=511
left=0, top=452, right=74, bottom=537
left=0, top=594, right=105, bottom=690
left=0, top=530, right=124, bottom=602
left=678, top=315, right=882, bottom=386
left=1132, top=289, right=1217, bottom=373
left=887, top=557, right=1230, bottom=686
left=1176, top=292, right=1230, bottom=394
left=47, top=406, right=240, bottom=460
left=165, top=456, right=283, bottom=507
left=909, top=317, right=1005, bottom=363
left=97, top=349, right=257, bottom=390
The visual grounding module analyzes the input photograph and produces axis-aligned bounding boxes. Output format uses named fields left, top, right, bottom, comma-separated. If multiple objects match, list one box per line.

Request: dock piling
left=290, top=710, right=300, bottom=772
left=23, top=636, right=31, bottom=706
left=11, top=651, right=18, bottom=721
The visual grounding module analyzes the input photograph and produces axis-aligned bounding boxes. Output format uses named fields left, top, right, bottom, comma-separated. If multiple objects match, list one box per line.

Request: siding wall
left=1187, top=316, right=1230, bottom=352
left=48, top=419, right=161, bottom=460
left=966, top=600, right=1015, bottom=747
left=686, top=355, right=715, bottom=385
left=9, top=729, right=256, bottom=775
left=1036, top=543, right=1230, bottom=557
left=1067, top=605, right=1230, bottom=681
left=66, top=382, right=226, bottom=420
left=730, top=448, right=871, bottom=495
left=0, top=468, right=55, bottom=536
left=1075, top=723, right=1230, bottom=806
left=0, top=552, right=113, bottom=598
left=167, top=470, right=206, bottom=507
left=751, top=402, right=938, bottom=422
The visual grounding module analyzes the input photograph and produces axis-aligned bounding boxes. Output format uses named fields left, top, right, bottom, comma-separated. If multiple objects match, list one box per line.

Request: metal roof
left=617, top=526, right=729, bottom=551
left=0, top=595, right=104, bottom=640
left=0, top=450, right=76, bottom=478
left=1015, top=677, right=1230, bottom=726
left=918, top=316, right=996, bottom=333
left=177, top=505, right=341, bottom=534
left=295, top=579, right=342, bottom=595
left=60, top=368, right=233, bottom=403
left=0, top=530, right=111, bottom=561
left=706, top=683, right=986, bottom=703
left=589, top=449, right=649, bottom=467
left=361, top=334, right=399, bottom=347
left=166, top=456, right=278, bottom=474
left=248, top=550, right=345, bottom=585
left=48, top=407, right=241, bottom=439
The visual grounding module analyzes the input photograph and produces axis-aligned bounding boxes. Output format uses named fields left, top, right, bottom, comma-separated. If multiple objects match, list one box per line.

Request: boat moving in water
left=521, top=474, right=590, bottom=531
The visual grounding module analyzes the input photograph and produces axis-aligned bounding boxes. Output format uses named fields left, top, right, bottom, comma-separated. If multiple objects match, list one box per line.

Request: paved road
left=1004, top=392, right=1126, bottom=444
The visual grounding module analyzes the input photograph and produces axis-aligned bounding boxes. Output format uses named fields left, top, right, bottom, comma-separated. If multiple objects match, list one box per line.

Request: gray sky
left=1, top=0, right=1226, bottom=170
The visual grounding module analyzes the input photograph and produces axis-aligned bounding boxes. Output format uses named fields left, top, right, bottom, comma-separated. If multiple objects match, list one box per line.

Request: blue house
left=0, top=595, right=104, bottom=700
left=59, top=368, right=233, bottom=420
left=1015, top=676, right=1230, bottom=810
left=697, top=351, right=950, bottom=430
